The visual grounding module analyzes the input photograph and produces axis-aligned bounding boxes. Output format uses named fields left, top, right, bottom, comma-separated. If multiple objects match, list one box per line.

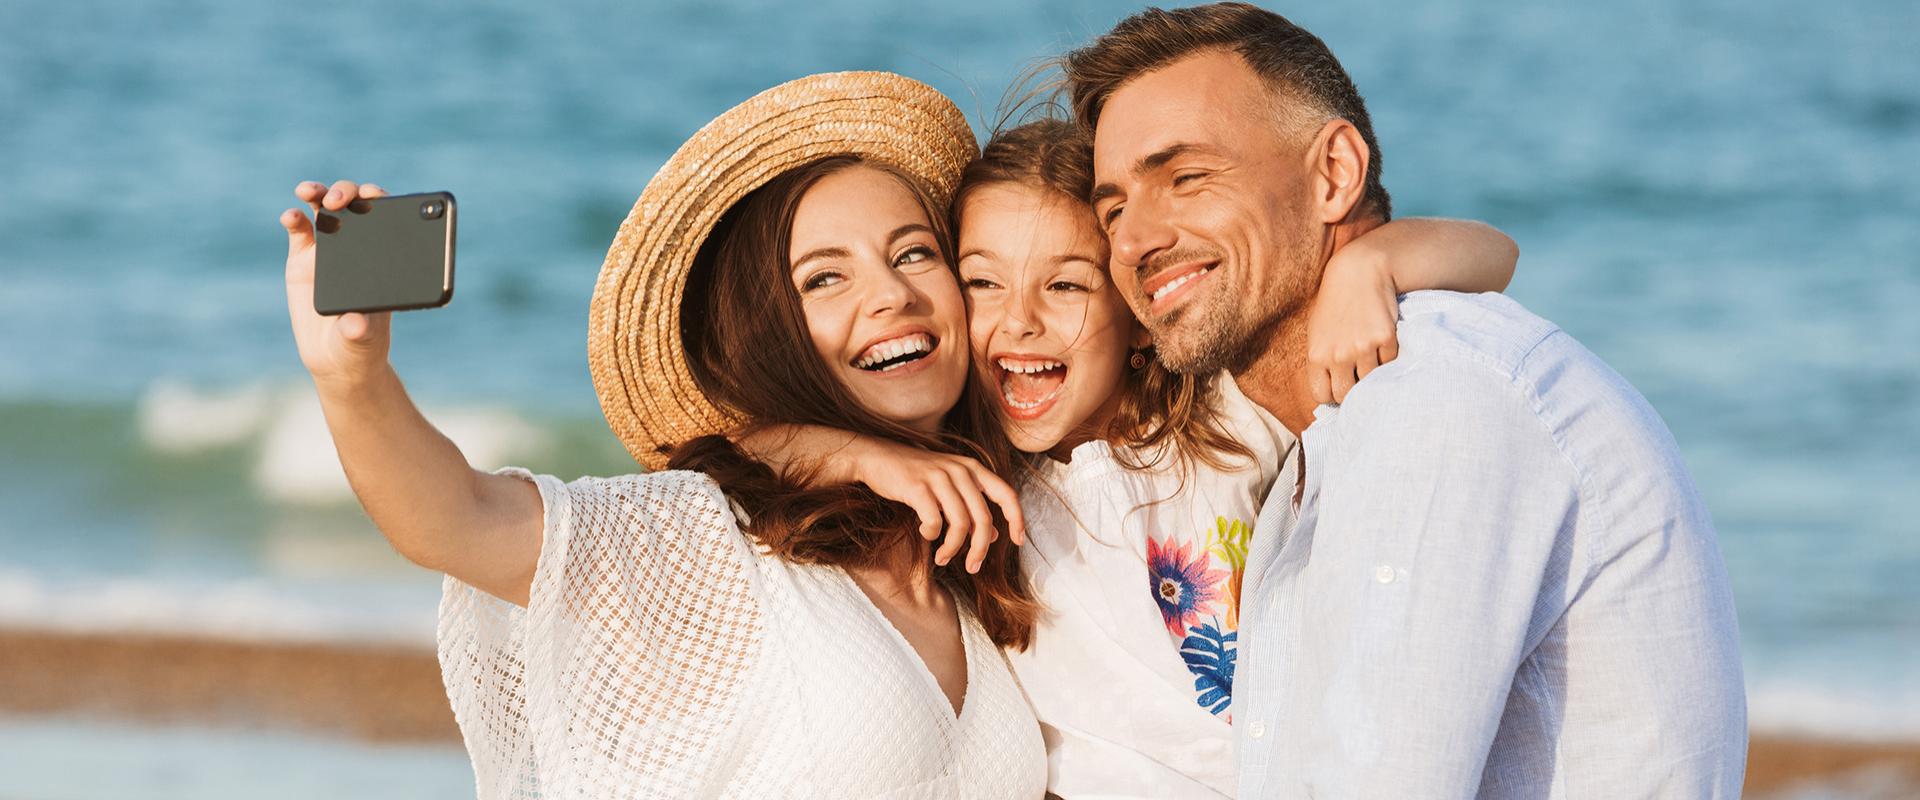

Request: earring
left=1129, top=350, right=1148, bottom=370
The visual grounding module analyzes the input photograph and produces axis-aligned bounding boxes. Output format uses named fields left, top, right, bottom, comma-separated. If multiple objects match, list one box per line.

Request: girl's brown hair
left=668, top=156, right=1037, bottom=650
left=952, top=119, right=1251, bottom=473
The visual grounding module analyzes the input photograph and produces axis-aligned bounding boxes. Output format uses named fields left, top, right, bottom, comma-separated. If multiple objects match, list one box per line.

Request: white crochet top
left=436, top=468, right=1047, bottom=799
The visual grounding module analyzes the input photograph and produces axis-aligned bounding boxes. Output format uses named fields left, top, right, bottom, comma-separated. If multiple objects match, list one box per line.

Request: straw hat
left=588, top=71, right=979, bottom=470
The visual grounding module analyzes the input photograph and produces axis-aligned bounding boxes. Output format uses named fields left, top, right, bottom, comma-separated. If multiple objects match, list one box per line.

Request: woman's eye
left=895, top=245, right=937, bottom=268
left=802, top=271, right=845, bottom=292
left=1048, top=281, right=1089, bottom=292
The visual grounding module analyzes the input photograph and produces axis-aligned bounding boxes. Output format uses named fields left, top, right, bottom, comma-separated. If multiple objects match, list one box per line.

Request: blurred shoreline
left=1, top=627, right=1916, bottom=796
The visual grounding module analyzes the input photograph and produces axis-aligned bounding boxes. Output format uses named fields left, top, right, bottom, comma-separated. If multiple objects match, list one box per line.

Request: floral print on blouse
left=1147, top=515, right=1252, bottom=716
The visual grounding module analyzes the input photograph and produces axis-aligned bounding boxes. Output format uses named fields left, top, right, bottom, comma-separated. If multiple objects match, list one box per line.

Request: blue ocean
left=1, top=0, right=1915, bottom=793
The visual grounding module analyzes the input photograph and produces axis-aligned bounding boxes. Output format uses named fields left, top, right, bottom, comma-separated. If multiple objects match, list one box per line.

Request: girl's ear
left=1130, top=323, right=1153, bottom=351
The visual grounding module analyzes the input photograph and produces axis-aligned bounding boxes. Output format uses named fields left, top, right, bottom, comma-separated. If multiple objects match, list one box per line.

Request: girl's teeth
left=1001, top=382, right=1064, bottom=410
left=995, top=358, right=1064, bottom=374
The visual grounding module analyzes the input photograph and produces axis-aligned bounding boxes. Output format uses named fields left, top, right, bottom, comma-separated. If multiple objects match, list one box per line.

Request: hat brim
left=589, top=71, right=979, bottom=470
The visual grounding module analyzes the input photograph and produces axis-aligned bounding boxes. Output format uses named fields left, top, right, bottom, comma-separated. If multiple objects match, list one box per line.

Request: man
left=1065, top=4, right=1747, bottom=797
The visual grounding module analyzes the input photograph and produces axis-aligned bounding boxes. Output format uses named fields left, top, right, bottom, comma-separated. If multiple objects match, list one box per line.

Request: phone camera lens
left=420, top=200, right=445, bottom=220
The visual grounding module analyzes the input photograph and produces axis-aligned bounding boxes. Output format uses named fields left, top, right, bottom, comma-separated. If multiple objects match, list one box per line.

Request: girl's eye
left=895, top=245, right=937, bottom=268
left=964, top=277, right=1001, bottom=291
left=802, top=271, right=845, bottom=292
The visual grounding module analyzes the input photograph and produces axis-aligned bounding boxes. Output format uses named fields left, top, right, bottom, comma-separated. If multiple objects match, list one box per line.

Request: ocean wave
left=132, top=378, right=555, bottom=506
left=0, top=568, right=439, bottom=647
left=1748, top=676, right=1920, bottom=742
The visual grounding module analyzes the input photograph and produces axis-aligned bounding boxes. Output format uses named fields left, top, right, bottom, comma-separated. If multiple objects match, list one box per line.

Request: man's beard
left=1145, top=252, right=1318, bottom=377
left=1147, top=289, right=1255, bottom=375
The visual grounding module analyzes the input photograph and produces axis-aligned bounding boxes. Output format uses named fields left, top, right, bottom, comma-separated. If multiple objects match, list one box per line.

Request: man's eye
left=1102, top=206, right=1124, bottom=228
left=802, top=271, right=844, bottom=291
left=1173, top=172, right=1204, bottom=187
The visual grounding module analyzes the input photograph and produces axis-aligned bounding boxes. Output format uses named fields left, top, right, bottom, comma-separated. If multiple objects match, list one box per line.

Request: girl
left=754, top=118, right=1516, bottom=797
left=277, top=73, right=1049, bottom=798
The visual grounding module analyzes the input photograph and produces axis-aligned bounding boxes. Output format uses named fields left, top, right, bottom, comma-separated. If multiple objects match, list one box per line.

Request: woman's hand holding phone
left=281, top=179, right=394, bottom=390
left=276, top=179, right=544, bottom=607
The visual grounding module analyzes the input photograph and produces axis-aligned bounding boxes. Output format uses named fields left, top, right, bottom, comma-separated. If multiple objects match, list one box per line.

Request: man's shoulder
left=1392, top=290, right=1563, bottom=379
left=1326, top=291, right=1563, bottom=418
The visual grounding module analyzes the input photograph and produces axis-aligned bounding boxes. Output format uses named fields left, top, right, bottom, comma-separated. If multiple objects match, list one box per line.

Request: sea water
left=1, top=0, right=1915, bottom=792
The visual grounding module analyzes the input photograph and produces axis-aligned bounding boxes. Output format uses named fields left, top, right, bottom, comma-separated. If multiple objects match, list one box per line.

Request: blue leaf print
left=1179, top=622, right=1237, bottom=715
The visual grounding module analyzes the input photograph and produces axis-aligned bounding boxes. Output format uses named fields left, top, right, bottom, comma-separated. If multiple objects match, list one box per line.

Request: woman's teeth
left=1150, top=266, right=1213, bottom=302
left=854, top=333, right=934, bottom=371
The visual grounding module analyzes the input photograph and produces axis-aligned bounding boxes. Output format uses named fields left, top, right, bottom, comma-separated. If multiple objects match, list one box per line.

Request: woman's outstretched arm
left=282, top=179, right=542, bottom=606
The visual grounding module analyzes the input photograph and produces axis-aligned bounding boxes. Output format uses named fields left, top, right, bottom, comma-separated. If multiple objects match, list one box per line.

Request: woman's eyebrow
left=958, top=246, right=1000, bottom=262
left=888, top=223, right=936, bottom=243
left=790, top=246, right=851, bottom=272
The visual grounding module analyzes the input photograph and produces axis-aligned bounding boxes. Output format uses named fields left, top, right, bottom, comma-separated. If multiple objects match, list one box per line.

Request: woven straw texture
left=588, top=72, right=979, bottom=470
left=437, top=468, right=1047, bottom=798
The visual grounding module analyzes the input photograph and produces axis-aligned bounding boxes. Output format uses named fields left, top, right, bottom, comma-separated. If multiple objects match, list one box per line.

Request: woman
left=750, top=118, right=1516, bottom=797
left=278, top=73, right=1047, bottom=798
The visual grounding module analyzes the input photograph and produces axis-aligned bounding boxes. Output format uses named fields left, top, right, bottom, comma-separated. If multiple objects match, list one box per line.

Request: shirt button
left=1375, top=564, right=1396, bottom=584
left=1249, top=720, right=1267, bottom=739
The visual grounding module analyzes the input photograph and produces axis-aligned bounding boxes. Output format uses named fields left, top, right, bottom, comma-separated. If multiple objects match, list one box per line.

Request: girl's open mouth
left=996, top=355, right=1067, bottom=420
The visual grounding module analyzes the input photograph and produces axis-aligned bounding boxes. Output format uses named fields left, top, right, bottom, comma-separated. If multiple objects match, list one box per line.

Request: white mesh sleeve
left=436, top=467, right=767, bottom=799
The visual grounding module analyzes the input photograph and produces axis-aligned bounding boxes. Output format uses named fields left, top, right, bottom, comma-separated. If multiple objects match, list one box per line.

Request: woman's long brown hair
left=953, top=119, right=1252, bottom=474
left=668, top=156, right=1038, bottom=650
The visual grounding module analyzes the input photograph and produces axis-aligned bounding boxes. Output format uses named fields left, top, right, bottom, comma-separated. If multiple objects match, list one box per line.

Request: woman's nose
left=864, top=269, right=918, bottom=317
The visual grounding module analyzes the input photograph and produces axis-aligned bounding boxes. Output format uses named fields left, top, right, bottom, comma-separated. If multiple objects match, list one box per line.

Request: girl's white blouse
left=1007, top=373, right=1295, bottom=798
left=436, top=468, right=1047, bottom=799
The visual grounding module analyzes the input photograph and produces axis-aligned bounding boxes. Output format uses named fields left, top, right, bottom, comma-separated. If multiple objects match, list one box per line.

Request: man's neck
left=1231, top=318, right=1315, bottom=436
left=1232, top=214, right=1385, bottom=437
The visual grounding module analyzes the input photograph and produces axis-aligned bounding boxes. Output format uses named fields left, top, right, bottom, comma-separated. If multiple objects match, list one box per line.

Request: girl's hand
left=281, top=180, right=394, bottom=389
left=1307, top=243, right=1400, bottom=405
left=1307, top=218, right=1519, bottom=404
left=847, top=437, right=1027, bottom=575
left=739, top=426, right=1027, bottom=574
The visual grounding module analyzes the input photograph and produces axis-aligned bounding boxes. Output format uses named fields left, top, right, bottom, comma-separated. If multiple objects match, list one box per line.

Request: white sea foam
left=0, top=568, right=438, bottom=647
left=137, top=378, right=276, bottom=453
left=1748, top=676, right=1920, bottom=741
left=251, top=392, right=552, bottom=505
left=135, top=378, right=554, bottom=505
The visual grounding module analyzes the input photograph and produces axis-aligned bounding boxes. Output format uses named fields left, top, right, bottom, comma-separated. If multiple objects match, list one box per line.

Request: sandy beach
left=1, top=627, right=1914, bottom=796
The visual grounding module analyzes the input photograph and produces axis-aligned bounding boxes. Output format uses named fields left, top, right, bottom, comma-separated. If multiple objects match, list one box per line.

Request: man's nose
left=1109, top=199, right=1175, bottom=271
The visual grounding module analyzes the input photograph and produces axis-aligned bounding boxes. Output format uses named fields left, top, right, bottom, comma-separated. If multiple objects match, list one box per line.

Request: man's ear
left=1308, top=119, right=1371, bottom=225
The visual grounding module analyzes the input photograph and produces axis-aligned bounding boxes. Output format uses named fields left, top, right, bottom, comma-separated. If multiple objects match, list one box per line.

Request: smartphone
left=313, top=191, right=457, bottom=315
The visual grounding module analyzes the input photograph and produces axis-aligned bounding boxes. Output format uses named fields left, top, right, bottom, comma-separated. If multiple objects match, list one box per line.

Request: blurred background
left=1, top=0, right=1914, bottom=797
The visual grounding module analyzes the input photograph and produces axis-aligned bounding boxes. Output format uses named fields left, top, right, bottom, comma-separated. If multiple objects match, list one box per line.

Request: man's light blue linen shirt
left=1234, top=291, right=1746, bottom=798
